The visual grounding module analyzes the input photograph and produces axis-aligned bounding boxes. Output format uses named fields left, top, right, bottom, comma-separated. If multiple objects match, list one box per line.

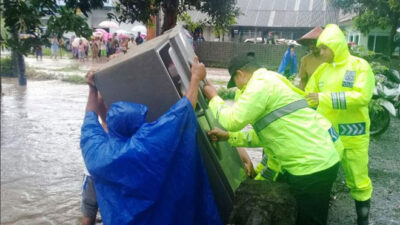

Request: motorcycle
left=369, top=69, right=400, bottom=136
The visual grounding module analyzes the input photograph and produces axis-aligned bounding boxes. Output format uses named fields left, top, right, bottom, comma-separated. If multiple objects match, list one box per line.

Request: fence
left=194, top=42, right=308, bottom=70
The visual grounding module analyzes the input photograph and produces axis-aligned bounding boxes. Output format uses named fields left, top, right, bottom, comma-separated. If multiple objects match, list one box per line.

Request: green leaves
left=46, top=7, right=92, bottom=39
left=111, top=0, right=239, bottom=33
left=2, top=0, right=98, bottom=54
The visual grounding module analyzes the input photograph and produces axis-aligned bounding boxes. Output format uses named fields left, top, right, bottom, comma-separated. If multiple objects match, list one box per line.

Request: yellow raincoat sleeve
left=304, top=68, right=322, bottom=107
left=227, top=129, right=261, bottom=147
left=208, top=81, right=269, bottom=132
left=306, top=62, right=375, bottom=109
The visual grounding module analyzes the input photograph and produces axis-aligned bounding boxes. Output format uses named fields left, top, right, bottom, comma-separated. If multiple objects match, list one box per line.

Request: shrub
left=61, top=75, right=86, bottom=84
left=0, top=57, right=15, bottom=77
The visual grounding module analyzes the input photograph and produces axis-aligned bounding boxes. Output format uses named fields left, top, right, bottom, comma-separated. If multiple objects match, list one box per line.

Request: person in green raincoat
left=305, top=24, right=374, bottom=225
left=202, top=54, right=342, bottom=225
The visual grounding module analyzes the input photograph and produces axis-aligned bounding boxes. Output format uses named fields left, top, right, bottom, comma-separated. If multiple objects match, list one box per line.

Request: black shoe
left=355, top=199, right=370, bottom=225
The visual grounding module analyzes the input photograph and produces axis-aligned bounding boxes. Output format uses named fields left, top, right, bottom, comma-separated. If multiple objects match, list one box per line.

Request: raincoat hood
left=317, top=24, right=350, bottom=65
left=106, top=101, right=148, bottom=138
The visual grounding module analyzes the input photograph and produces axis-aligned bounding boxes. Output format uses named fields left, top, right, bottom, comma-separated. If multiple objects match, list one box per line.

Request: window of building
left=368, top=34, right=389, bottom=54
left=347, top=32, right=360, bottom=45
left=354, top=35, right=359, bottom=44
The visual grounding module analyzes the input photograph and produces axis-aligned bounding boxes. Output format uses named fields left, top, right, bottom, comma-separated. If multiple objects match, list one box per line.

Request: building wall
left=201, top=26, right=311, bottom=43
left=194, top=41, right=308, bottom=70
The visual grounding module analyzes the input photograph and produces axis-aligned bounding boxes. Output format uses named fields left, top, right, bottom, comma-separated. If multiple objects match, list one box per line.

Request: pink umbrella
left=118, top=33, right=129, bottom=39
left=101, top=33, right=111, bottom=41
left=93, top=31, right=103, bottom=37
left=96, top=28, right=107, bottom=34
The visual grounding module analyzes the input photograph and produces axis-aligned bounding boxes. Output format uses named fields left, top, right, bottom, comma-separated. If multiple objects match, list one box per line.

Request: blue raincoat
left=80, top=97, right=221, bottom=225
left=278, top=47, right=298, bottom=77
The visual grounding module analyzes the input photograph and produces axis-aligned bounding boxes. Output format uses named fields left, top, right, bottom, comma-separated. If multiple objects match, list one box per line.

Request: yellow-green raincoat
left=208, top=68, right=340, bottom=178
left=305, top=24, right=374, bottom=201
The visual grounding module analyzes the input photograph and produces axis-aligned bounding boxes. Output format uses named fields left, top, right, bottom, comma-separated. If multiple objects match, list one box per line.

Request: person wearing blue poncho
left=278, top=45, right=298, bottom=77
left=80, top=57, right=222, bottom=225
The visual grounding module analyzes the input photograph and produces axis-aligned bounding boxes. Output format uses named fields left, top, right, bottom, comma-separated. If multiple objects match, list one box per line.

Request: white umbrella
left=397, top=27, right=400, bottom=33
left=99, top=21, right=119, bottom=29
left=72, top=37, right=88, bottom=47
left=116, top=29, right=128, bottom=34
left=96, top=28, right=108, bottom=34
left=131, top=25, right=147, bottom=37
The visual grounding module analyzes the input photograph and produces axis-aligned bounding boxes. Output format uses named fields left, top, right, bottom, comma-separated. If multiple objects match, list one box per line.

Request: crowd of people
left=70, top=32, right=145, bottom=63
left=33, top=32, right=145, bottom=63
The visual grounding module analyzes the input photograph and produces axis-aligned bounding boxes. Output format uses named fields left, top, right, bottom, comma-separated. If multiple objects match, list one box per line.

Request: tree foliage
left=331, top=0, right=400, bottom=55
left=110, top=0, right=239, bottom=34
left=1, top=0, right=103, bottom=86
left=2, top=0, right=102, bottom=55
left=178, top=11, right=205, bottom=33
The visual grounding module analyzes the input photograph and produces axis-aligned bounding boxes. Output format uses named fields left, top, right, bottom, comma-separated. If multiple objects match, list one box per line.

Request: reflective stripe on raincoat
left=209, top=68, right=340, bottom=176
left=305, top=24, right=375, bottom=149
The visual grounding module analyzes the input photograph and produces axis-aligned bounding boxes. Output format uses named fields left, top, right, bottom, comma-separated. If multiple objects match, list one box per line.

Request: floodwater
left=1, top=78, right=87, bottom=225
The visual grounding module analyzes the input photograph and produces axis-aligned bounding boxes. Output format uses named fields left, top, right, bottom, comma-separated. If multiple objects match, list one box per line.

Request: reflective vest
left=209, top=68, right=340, bottom=176
left=305, top=24, right=375, bottom=149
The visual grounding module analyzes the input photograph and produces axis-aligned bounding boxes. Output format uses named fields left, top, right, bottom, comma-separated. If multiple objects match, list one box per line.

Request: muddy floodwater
left=1, top=78, right=87, bottom=225
left=1, top=77, right=400, bottom=225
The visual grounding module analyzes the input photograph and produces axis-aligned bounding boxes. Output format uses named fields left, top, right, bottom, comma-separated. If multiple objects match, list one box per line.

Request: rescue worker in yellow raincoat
left=305, top=24, right=374, bottom=225
left=202, top=54, right=341, bottom=225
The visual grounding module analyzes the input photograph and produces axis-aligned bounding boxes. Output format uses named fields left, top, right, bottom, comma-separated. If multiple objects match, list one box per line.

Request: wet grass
left=42, top=47, right=72, bottom=58
left=211, top=80, right=228, bottom=86
left=25, top=66, right=57, bottom=80
left=52, top=64, right=81, bottom=72
left=61, top=75, right=85, bottom=84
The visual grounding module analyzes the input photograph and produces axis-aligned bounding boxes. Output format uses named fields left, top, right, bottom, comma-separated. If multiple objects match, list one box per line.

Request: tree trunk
left=11, top=26, right=26, bottom=86
left=17, top=52, right=26, bottom=85
left=161, top=0, right=178, bottom=34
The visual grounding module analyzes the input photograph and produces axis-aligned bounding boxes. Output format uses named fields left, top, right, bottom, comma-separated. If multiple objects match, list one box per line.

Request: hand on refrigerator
left=85, top=69, right=97, bottom=89
left=191, top=56, right=206, bottom=81
left=202, top=79, right=218, bottom=100
left=208, top=127, right=229, bottom=142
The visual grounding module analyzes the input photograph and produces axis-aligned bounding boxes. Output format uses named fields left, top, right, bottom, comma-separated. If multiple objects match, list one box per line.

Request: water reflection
left=1, top=78, right=88, bottom=225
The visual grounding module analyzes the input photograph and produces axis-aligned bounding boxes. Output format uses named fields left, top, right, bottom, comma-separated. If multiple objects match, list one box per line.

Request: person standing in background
left=278, top=45, right=298, bottom=78
left=51, top=36, right=59, bottom=60
left=297, top=27, right=325, bottom=90
left=135, top=32, right=144, bottom=45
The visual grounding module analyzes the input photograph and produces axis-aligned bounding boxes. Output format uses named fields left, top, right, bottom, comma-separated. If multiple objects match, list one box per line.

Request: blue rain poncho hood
left=106, top=101, right=147, bottom=139
left=278, top=47, right=298, bottom=76
left=80, top=97, right=222, bottom=225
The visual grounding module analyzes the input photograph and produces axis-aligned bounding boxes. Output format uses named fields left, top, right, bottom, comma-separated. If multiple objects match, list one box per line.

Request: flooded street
left=1, top=78, right=87, bottom=225
left=1, top=76, right=399, bottom=225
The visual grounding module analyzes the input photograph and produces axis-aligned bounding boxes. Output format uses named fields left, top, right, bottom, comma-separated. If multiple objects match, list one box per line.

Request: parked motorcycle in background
left=369, top=66, right=400, bottom=136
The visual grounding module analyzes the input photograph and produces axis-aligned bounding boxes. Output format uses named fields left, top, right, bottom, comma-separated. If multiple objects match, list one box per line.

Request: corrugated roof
left=188, top=0, right=338, bottom=28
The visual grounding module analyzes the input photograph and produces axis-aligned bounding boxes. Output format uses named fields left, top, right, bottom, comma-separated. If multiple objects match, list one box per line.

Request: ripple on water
left=1, top=78, right=87, bottom=224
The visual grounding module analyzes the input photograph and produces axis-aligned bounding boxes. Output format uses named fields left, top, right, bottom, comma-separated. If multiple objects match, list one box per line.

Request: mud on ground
left=328, top=117, right=400, bottom=225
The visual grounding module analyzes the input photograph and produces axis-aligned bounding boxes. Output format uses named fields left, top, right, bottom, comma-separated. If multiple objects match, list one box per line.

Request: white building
left=338, top=11, right=400, bottom=55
